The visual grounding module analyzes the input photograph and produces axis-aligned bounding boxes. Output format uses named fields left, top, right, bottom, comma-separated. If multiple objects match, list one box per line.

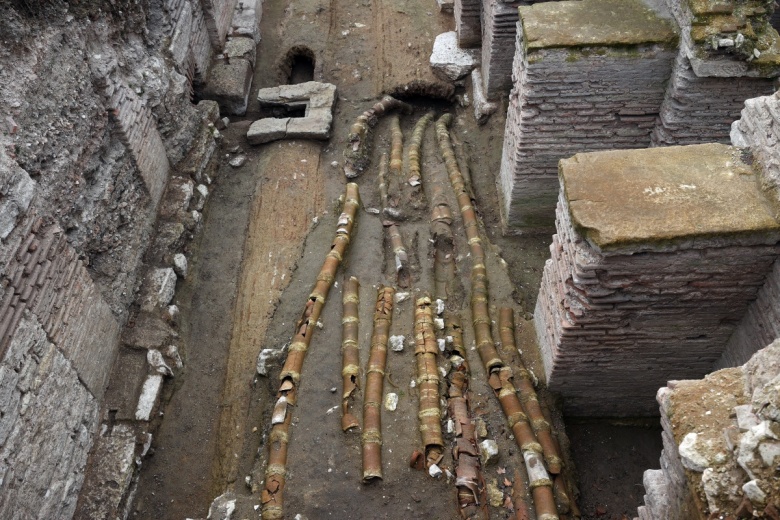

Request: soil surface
left=131, top=0, right=662, bottom=518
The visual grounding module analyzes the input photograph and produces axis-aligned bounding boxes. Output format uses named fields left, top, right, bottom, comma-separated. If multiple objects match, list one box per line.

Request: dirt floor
left=131, top=0, right=664, bottom=518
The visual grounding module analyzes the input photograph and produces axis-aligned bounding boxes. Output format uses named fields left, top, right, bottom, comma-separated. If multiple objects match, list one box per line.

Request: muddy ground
left=131, top=0, right=663, bottom=518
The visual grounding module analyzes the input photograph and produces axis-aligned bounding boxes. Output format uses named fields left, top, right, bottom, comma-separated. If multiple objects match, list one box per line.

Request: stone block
left=247, top=118, right=290, bottom=144
left=231, top=0, right=262, bottom=42
left=224, top=36, right=256, bottom=67
left=0, top=150, right=35, bottom=240
left=140, top=267, right=178, bottom=313
left=201, top=58, right=253, bottom=116
left=249, top=82, right=337, bottom=144
left=429, top=31, right=479, bottom=81
left=286, top=114, right=332, bottom=140
left=75, top=424, right=138, bottom=519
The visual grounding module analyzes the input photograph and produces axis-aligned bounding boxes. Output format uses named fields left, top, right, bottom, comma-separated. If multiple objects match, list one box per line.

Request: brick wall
left=97, top=80, right=171, bottom=209
left=454, top=0, right=481, bottom=48
left=499, top=36, right=676, bottom=228
left=651, top=50, right=776, bottom=147
left=480, top=0, right=522, bottom=99
left=199, top=0, right=238, bottom=51
left=716, top=93, right=780, bottom=369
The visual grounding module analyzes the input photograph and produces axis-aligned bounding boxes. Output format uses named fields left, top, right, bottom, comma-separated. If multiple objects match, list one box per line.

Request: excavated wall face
left=534, top=143, right=780, bottom=417
left=0, top=0, right=232, bottom=516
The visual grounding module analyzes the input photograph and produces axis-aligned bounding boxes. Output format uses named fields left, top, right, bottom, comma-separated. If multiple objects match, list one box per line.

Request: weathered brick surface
left=0, top=314, right=99, bottom=520
left=102, top=82, right=172, bottom=207
left=716, top=93, right=780, bottom=369
left=200, top=0, right=238, bottom=50
left=535, top=193, right=780, bottom=416
left=499, top=33, right=676, bottom=228
left=0, top=218, right=121, bottom=399
left=651, top=49, right=776, bottom=147
left=480, top=0, right=522, bottom=98
left=455, top=0, right=481, bottom=47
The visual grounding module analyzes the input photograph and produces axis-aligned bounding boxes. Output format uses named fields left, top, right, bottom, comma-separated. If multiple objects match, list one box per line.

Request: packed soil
left=131, top=0, right=663, bottom=518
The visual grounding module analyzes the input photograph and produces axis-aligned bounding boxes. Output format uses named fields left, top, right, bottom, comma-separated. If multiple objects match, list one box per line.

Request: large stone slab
left=519, top=0, right=678, bottom=49
left=560, top=143, right=780, bottom=251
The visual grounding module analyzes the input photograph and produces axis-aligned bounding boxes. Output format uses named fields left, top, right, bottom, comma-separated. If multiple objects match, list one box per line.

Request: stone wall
left=637, top=340, right=780, bottom=518
left=713, top=93, right=780, bottom=369
left=534, top=143, right=780, bottom=416
left=650, top=0, right=780, bottom=146
left=0, top=1, right=226, bottom=516
left=499, top=0, right=677, bottom=228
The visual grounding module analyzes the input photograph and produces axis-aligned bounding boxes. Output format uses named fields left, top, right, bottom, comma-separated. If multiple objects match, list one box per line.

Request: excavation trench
left=129, top=0, right=666, bottom=517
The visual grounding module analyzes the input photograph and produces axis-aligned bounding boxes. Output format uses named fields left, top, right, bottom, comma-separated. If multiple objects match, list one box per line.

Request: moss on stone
left=518, top=0, right=678, bottom=51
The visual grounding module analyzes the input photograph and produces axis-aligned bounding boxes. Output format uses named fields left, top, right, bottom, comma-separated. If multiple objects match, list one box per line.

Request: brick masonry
left=499, top=37, right=676, bottom=228
left=651, top=49, right=776, bottom=147
left=0, top=216, right=120, bottom=399
left=534, top=146, right=780, bottom=416
left=480, top=0, right=522, bottom=99
left=716, top=93, right=780, bottom=369
left=455, top=0, right=481, bottom=48
left=199, top=0, right=239, bottom=50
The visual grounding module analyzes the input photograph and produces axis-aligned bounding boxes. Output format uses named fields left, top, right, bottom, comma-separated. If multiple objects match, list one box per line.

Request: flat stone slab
left=430, top=31, right=479, bottom=81
left=247, top=117, right=290, bottom=144
left=249, top=82, right=337, bottom=144
left=519, top=0, right=678, bottom=50
left=561, top=143, right=780, bottom=251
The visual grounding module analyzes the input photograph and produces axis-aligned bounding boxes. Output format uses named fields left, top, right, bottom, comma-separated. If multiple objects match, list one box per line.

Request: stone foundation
left=535, top=143, right=780, bottom=416
left=499, top=0, right=677, bottom=228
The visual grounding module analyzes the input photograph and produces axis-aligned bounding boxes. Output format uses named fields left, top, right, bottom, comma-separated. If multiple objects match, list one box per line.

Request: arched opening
left=278, top=46, right=317, bottom=85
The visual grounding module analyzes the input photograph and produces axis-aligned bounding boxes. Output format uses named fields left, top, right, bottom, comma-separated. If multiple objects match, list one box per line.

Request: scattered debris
left=384, top=392, right=399, bottom=411
left=229, top=155, right=247, bottom=167
left=389, top=335, right=406, bottom=352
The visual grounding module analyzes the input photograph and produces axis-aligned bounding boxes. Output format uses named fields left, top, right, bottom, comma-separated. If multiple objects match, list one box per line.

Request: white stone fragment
left=718, top=38, right=735, bottom=47
left=679, top=432, right=710, bottom=472
left=428, top=463, right=443, bottom=478
left=743, top=479, right=767, bottom=505
left=389, top=335, right=406, bottom=352
left=164, top=345, right=183, bottom=368
left=437, top=338, right=446, bottom=352
left=229, top=155, right=247, bottom=168
left=384, top=392, right=399, bottom=411
left=735, top=404, right=760, bottom=430
left=434, top=318, right=445, bottom=330
left=173, top=253, right=188, bottom=278
left=147, top=349, right=173, bottom=376
left=394, top=292, right=410, bottom=303
left=429, top=31, right=478, bottom=81
left=435, top=299, right=445, bottom=315
left=208, top=492, right=237, bottom=520
left=256, top=348, right=284, bottom=376
left=135, top=374, right=164, bottom=421
left=479, top=439, right=499, bottom=466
